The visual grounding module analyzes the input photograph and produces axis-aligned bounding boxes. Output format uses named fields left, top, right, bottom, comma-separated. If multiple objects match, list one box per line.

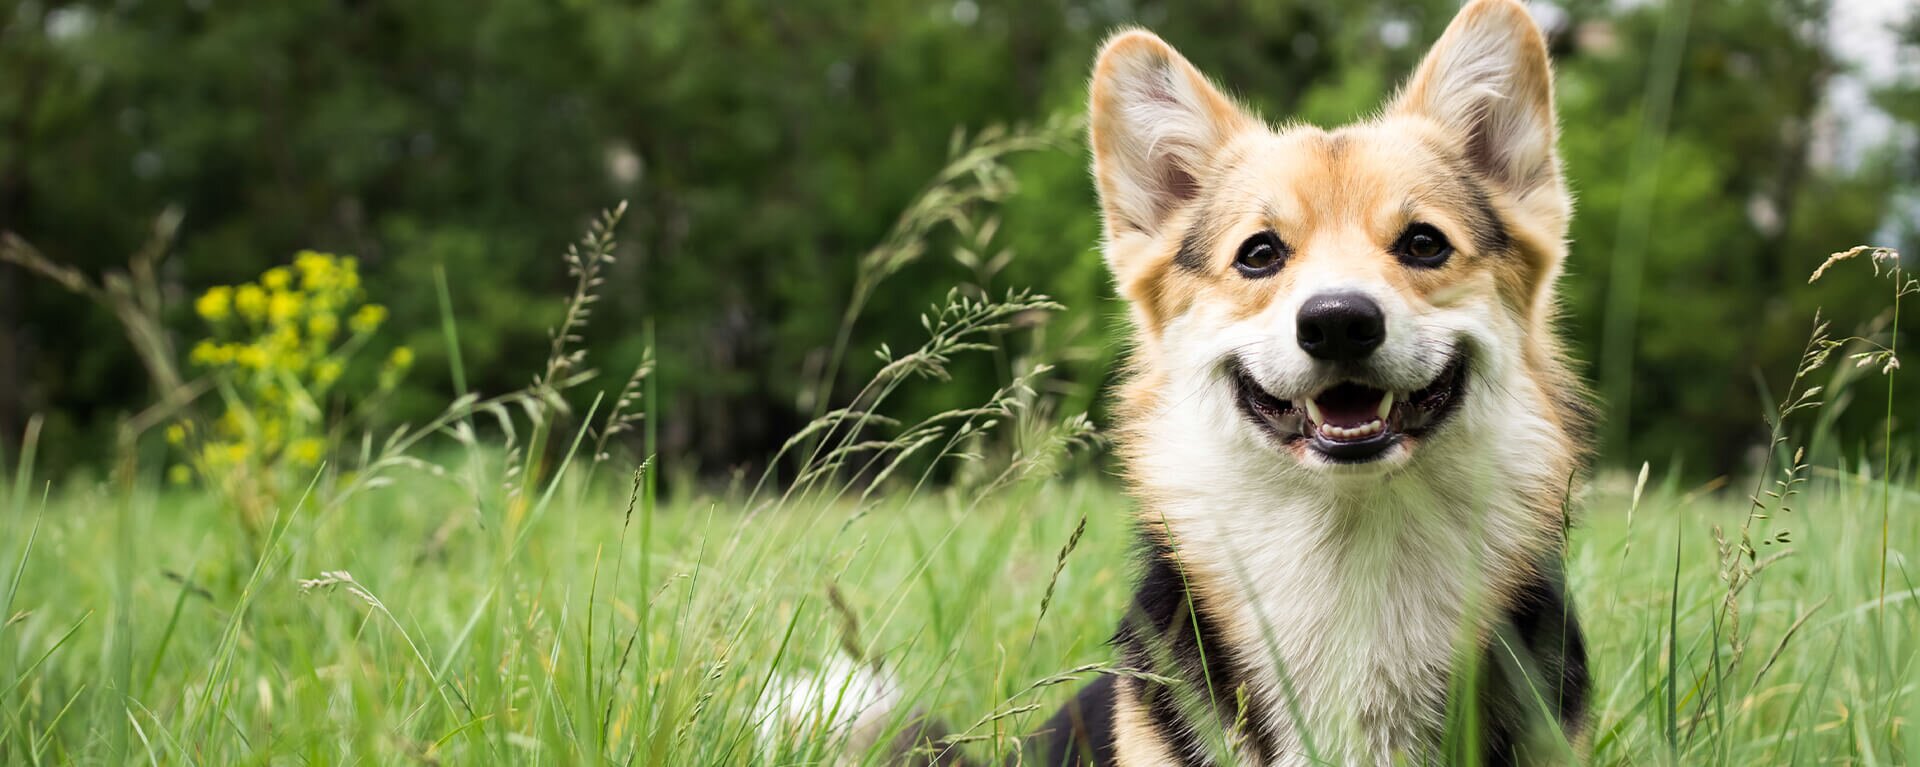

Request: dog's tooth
left=1304, top=399, right=1324, bottom=426
left=1377, top=392, right=1394, bottom=420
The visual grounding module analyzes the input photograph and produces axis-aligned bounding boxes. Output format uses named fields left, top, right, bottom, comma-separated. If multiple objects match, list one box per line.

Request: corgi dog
left=1051, top=0, right=1592, bottom=763
left=772, top=1, right=1590, bottom=764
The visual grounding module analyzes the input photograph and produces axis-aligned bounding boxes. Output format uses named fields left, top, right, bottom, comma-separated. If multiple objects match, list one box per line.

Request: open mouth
left=1229, top=351, right=1470, bottom=464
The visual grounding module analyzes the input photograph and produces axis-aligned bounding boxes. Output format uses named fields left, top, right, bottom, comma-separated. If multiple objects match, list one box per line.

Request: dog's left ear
left=1393, top=0, right=1559, bottom=200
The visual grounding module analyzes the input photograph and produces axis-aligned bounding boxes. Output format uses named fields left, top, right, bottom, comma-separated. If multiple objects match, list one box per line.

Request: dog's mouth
left=1229, top=351, right=1470, bottom=464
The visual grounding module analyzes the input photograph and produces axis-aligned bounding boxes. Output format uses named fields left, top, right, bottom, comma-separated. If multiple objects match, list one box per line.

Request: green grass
left=0, top=457, right=1913, bottom=765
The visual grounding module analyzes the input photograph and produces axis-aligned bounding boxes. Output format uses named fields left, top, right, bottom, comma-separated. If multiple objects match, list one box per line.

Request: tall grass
left=0, top=123, right=1914, bottom=766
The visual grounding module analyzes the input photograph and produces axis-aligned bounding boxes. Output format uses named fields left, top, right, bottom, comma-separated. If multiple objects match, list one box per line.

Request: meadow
left=2, top=133, right=1915, bottom=767
left=1, top=436, right=1915, bottom=765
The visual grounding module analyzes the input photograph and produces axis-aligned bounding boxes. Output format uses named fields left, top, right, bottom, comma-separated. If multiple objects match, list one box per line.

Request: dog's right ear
left=1089, top=31, right=1253, bottom=247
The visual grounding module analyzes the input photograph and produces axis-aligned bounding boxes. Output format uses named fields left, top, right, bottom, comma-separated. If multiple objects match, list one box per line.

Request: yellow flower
left=262, top=267, right=292, bottom=290
left=308, top=291, right=340, bottom=315
left=195, top=286, right=233, bottom=323
left=308, top=312, right=339, bottom=341
left=379, top=346, right=414, bottom=390
left=349, top=304, right=388, bottom=334
left=295, top=250, right=336, bottom=290
left=168, top=464, right=193, bottom=485
left=165, top=423, right=187, bottom=445
left=234, top=284, right=268, bottom=322
left=201, top=440, right=250, bottom=467
left=275, top=349, right=309, bottom=373
left=287, top=438, right=325, bottom=467
left=314, top=359, right=344, bottom=386
left=236, top=344, right=269, bottom=369
left=218, top=407, right=246, bottom=436
left=268, top=290, right=302, bottom=324
left=190, top=340, right=223, bottom=367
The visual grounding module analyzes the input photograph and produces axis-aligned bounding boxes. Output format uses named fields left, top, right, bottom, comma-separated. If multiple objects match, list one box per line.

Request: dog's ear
left=1392, top=0, right=1559, bottom=199
left=1089, top=30, right=1254, bottom=243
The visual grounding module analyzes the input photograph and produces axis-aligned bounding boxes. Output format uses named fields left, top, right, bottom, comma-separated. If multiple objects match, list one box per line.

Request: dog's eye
left=1234, top=231, right=1288, bottom=278
left=1394, top=223, right=1453, bottom=268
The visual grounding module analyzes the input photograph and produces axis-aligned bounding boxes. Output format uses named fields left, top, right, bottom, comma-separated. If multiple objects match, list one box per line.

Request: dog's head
left=1090, top=0, right=1576, bottom=476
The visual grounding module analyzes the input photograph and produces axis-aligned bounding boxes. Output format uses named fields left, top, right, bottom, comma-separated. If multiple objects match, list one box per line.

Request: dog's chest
left=1238, top=527, right=1473, bottom=765
left=1174, top=487, right=1506, bottom=766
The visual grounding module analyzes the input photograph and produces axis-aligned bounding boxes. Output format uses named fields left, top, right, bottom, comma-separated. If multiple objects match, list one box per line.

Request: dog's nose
left=1296, top=293, right=1385, bottom=361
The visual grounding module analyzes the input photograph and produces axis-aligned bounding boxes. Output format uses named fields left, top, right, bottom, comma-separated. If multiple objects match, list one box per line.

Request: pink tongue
left=1314, top=383, right=1385, bottom=428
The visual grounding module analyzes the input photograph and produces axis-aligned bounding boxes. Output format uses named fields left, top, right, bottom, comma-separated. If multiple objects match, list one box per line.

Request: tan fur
left=1092, top=0, right=1585, bottom=531
left=1090, top=1, right=1591, bottom=762
left=1109, top=682, right=1181, bottom=766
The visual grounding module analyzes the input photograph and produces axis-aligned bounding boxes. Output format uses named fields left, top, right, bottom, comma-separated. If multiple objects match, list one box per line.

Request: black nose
left=1296, top=292, right=1385, bottom=361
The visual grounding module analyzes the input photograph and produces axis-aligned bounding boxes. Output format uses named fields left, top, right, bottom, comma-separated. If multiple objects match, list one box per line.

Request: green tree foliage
left=1, top=0, right=1913, bottom=475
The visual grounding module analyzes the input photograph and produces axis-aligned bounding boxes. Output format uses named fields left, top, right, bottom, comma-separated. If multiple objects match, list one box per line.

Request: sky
left=1826, top=0, right=1916, bottom=165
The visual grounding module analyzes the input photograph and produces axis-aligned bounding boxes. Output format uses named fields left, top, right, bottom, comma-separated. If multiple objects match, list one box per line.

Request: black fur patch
left=1457, top=172, right=1514, bottom=257
left=1108, top=534, right=1274, bottom=765
left=1174, top=219, right=1213, bottom=273
left=1024, top=542, right=1588, bottom=766
left=1032, top=674, right=1120, bottom=766
left=1475, top=556, right=1591, bottom=765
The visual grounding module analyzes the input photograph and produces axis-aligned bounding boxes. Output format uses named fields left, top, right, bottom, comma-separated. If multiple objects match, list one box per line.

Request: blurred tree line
left=2, top=0, right=1915, bottom=478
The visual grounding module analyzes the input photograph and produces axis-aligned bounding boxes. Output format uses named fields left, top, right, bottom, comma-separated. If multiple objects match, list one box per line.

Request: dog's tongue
left=1311, top=383, right=1389, bottom=428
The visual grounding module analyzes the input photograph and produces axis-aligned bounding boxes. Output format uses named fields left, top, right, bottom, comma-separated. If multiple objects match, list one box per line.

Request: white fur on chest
left=1130, top=359, right=1561, bottom=766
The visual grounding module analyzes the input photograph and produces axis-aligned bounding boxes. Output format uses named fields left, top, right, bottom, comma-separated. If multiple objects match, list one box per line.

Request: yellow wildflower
left=349, top=304, right=388, bottom=334
left=287, top=438, right=325, bottom=467
left=201, top=440, right=249, bottom=467
left=314, top=359, right=344, bottom=386
left=218, top=407, right=246, bottom=436
left=379, top=345, right=414, bottom=390
left=275, top=348, right=308, bottom=374
left=236, top=344, right=269, bottom=369
left=165, top=423, right=187, bottom=445
left=234, top=284, right=268, bottom=322
left=295, top=250, right=335, bottom=289
left=262, top=267, right=292, bottom=290
left=168, top=464, right=193, bottom=485
left=190, top=340, right=223, bottom=367
left=308, top=312, right=339, bottom=341
left=195, top=286, right=233, bottom=322
left=269, top=290, right=302, bottom=324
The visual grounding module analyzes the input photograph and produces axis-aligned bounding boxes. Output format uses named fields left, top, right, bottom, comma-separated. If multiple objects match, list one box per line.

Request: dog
left=774, top=1, right=1591, bottom=764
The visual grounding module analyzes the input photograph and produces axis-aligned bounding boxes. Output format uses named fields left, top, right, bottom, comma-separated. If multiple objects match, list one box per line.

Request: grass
left=1, top=122, right=1911, bottom=765
left=0, top=454, right=1914, bottom=765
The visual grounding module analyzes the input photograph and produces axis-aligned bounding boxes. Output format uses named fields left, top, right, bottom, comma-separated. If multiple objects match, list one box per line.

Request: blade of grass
left=433, top=263, right=469, bottom=399
left=7, top=610, right=92, bottom=693
left=1667, top=507, right=1684, bottom=757
left=140, top=552, right=202, bottom=697
left=1, top=496, right=44, bottom=639
left=7, top=414, right=42, bottom=514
